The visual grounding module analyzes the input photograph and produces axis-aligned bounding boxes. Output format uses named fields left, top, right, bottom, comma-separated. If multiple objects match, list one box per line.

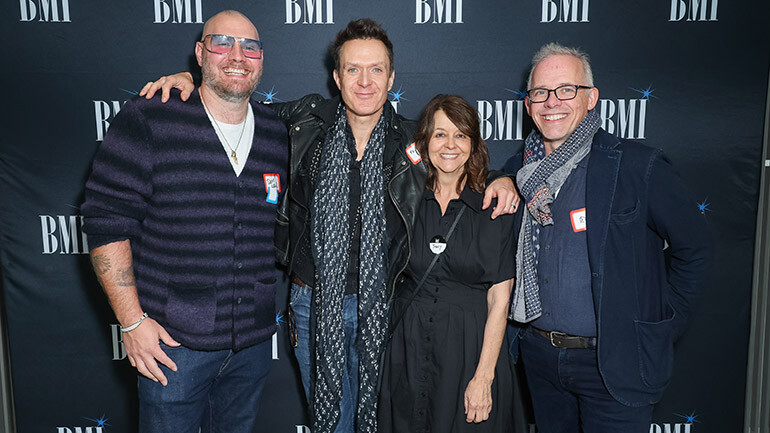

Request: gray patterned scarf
left=310, top=103, right=388, bottom=433
left=510, top=109, right=601, bottom=322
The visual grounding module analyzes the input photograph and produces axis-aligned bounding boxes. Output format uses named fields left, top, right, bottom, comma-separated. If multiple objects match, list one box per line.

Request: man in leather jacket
left=140, top=18, right=517, bottom=433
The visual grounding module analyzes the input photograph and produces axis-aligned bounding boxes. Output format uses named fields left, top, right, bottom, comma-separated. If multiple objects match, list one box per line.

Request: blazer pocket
left=610, top=200, right=640, bottom=225
left=634, top=308, right=676, bottom=389
left=164, top=281, right=217, bottom=335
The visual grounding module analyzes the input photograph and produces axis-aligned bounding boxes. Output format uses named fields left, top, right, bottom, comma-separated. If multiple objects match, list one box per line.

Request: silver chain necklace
left=200, top=93, right=247, bottom=165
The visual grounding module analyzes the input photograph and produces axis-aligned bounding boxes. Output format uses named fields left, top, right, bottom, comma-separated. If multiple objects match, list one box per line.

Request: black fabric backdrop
left=1, top=1, right=768, bottom=432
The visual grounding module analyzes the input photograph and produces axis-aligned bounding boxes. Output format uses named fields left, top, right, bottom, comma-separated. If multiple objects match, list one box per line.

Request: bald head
left=202, top=10, right=258, bottom=41
left=196, top=9, right=262, bottom=104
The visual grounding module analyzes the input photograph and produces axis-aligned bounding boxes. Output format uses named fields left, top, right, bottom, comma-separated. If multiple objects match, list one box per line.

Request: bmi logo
left=153, top=0, right=204, bottom=24
left=19, top=0, right=71, bottom=22
left=111, top=328, right=281, bottom=361
left=57, top=415, right=110, bottom=433
left=541, top=0, right=589, bottom=23
left=600, top=84, right=657, bottom=140
left=416, top=0, right=463, bottom=24
left=649, top=410, right=699, bottom=433
left=477, top=89, right=527, bottom=142
left=40, top=215, right=89, bottom=254
left=285, top=0, right=334, bottom=24
left=94, top=99, right=128, bottom=141
left=670, top=0, right=717, bottom=21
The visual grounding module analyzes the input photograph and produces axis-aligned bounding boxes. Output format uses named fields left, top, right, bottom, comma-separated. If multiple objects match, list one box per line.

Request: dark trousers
left=519, top=327, right=653, bottom=433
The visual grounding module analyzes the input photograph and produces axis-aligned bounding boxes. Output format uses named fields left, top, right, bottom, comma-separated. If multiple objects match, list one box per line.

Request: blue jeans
left=291, top=283, right=359, bottom=432
left=519, top=326, right=653, bottom=433
left=137, top=338, right=271, bottom=433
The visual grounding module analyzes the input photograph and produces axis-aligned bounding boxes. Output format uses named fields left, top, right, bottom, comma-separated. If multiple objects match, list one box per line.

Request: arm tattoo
left=116, top=267, right=136, bottom=287
left=91, top=254, right=112, bottom=275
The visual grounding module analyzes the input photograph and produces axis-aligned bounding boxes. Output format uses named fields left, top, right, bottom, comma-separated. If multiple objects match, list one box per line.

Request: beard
left=201, top=54, right=262, bottom=103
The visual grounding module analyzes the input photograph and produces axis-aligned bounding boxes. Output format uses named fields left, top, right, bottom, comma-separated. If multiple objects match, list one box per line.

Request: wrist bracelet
left=120, top=312, right=149, bottom=333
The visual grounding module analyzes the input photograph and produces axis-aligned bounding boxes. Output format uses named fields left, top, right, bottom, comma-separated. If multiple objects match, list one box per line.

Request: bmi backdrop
left=1, top=1, right=768, bottom=432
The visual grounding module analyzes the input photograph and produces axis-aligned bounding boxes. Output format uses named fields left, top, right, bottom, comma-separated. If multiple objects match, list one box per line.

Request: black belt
left=531, top=326, right=596, bottom=349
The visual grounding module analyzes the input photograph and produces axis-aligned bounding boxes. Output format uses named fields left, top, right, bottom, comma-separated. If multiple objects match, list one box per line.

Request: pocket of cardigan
left=164, top=281, right=217, bottom=335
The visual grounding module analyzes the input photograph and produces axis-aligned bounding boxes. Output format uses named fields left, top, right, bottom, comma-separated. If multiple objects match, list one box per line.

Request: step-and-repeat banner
left=1, top=1, right=768, bottom=432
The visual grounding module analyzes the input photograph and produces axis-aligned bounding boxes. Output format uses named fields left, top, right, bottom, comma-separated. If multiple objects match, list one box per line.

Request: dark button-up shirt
left=532, top=152, right=596, bottom=336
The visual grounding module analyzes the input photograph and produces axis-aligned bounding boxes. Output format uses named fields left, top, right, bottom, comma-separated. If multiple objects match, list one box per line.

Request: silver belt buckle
left=549, top=331, right=568, bottom=347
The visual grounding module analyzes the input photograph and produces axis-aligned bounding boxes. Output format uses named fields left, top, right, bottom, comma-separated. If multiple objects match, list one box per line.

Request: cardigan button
left=311, top=103, right=316, bottom=108
left=295, top=126, right=300, bottom=131
left=401, top=161, right=406, bottom=166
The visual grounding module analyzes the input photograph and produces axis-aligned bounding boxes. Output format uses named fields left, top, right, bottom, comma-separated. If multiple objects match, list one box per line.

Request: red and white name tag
left=570, top=208, right=587, bottom=232
left=405, top=142, right=422, bottom=164
left=263, top=174, right=281, bottom=193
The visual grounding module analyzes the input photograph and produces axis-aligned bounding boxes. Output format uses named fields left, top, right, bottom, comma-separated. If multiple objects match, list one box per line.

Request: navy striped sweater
left=82, top=89, right=288, bottom=351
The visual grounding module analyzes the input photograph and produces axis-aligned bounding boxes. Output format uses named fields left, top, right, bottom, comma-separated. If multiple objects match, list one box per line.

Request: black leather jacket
left=273, top=94, right=426, bottom=300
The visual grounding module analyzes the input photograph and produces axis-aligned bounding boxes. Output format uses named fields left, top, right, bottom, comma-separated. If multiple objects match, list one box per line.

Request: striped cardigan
left=82, top=89, right=288, bottom=351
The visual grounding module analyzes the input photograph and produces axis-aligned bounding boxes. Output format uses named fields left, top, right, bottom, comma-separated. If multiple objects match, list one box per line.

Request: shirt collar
left=422, top=183, right=484, bottom=213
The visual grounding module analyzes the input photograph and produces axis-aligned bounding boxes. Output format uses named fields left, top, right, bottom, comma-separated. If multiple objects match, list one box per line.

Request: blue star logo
left=696, top=198, right=711, bottom=215
left=505, top=88, right=527, bottom=100
left=120, top=88, right=138, bottom=96
left=275, top=310, right=286, bottom=327
left=84, top=415, right=111, bottom=428
left=255, top=86, right=282, bottom=104
left=388, top=87, right=408, bottom=104
left=629, top=83, right=658, bottom=100
left=674, top=410, right=699, bottom=424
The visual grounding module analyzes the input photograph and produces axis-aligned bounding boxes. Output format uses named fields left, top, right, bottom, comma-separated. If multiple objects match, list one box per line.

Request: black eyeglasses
left=526, top=84, right=593, bottom=103
left=201, top=34, right=263, bottom=59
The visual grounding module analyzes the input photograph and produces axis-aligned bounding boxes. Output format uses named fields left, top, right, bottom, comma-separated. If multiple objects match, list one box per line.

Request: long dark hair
left=414, top=94, right=489, bottom=194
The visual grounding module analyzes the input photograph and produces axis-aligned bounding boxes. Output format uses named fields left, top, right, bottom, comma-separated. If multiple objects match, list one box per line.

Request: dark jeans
left=137, top=339, right=272, bottom=433
left=291, top=282, right=359, bottom=432
left=519, top=326, right=653, bottom=433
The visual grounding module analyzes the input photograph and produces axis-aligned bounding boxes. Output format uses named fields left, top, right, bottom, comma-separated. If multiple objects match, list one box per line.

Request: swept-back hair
left=527, top=42, right=594, bottom=88
left=332, top=18, right=394, bottom=72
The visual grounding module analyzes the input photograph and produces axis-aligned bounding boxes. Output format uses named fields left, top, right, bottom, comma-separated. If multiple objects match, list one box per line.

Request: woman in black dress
left=379, top=94, right=515, bottom=433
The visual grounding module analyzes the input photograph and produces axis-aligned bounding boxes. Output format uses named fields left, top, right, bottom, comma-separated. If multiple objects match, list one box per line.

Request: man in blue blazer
left=505, top=43, right=711, bottom=432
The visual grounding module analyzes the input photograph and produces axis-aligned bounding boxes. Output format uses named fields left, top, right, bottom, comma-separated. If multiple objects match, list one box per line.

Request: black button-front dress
left=379, top=185, right=516, bottom=433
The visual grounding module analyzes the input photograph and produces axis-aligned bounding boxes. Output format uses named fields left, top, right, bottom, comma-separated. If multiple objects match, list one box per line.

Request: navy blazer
left=506, top=128, right=711, bottom=406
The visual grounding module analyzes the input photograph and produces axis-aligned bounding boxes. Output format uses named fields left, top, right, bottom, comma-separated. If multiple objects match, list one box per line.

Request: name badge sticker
left=263, top=174, right=281, bottom=193
left=429, top=235, right=447, bottom=254
left=266, top=186, right=279, bottom=204
left=570, top=208, right=587, bottom=232
left=406, top=142, right=422, bottom=164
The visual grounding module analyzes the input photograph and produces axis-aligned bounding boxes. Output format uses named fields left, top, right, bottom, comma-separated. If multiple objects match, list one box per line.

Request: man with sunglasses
left=82, top=10, right=287, bottom=433
left=504, top=43, right=711, bottom=432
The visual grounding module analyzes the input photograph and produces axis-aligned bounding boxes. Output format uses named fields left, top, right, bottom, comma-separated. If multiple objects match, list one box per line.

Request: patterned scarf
left=310, top=103, right=389, bottom=433
left=510, top=109, right=601, bottom=322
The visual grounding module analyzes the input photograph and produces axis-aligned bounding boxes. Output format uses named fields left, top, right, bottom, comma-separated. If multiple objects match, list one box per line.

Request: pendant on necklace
left=231, top=150, right=239, bottom=165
